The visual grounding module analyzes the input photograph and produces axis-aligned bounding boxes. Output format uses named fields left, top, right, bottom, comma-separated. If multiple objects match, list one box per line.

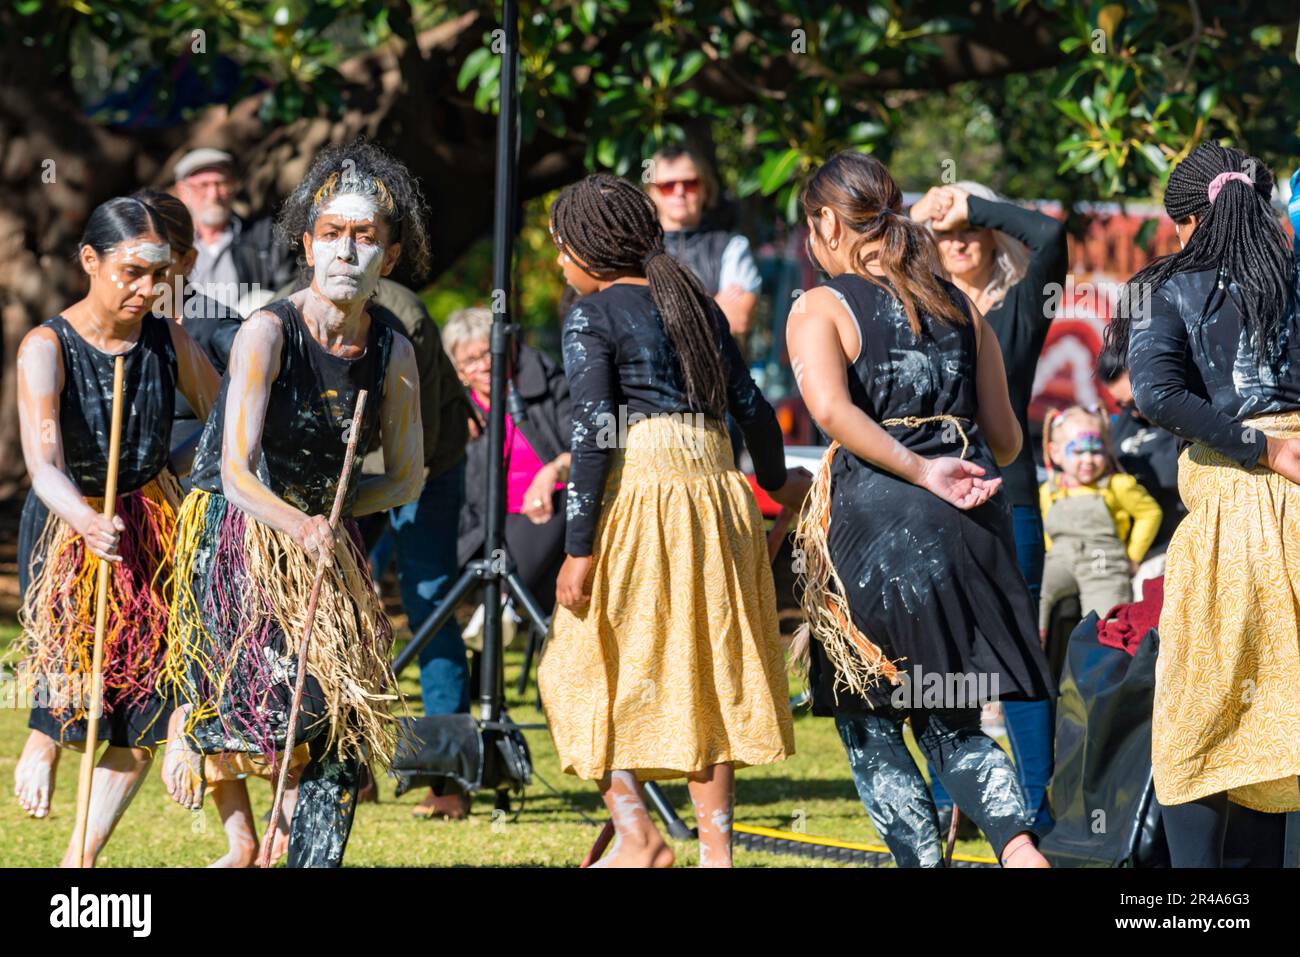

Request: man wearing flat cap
left=173, top=147, right=296, bottom=315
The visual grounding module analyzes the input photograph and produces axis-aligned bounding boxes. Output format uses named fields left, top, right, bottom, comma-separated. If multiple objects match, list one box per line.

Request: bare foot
left=1000, top=833, right=1050, bottom=868
left=209, top=835, right=258, bottom=868
left=161, top=707, right=205, bottom=810
left=14, top=730, right=59, bottom=818
left=590, top=833, right=676, bottom=868
left=412, top=789, right=470, bottom=820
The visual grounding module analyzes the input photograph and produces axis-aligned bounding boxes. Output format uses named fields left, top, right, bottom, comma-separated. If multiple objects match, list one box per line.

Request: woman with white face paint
left=9, top=195, right=220, bottom=866
left=160, top=140, right=428, bottom=868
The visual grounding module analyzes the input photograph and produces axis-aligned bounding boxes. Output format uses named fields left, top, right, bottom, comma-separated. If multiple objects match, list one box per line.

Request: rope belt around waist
left=881, top=414, right=972, bottom=460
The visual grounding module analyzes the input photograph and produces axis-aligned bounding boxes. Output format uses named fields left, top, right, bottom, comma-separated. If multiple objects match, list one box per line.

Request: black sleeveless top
left=824, top=272, right=996, bottom=473
left=47, top=313, right=177, bottom=496
left=190, top=298, right=394, bottom=516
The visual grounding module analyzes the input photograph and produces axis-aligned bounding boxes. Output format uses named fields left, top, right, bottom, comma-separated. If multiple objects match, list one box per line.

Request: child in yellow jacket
left=1038, top=405, right=1162, bottom=636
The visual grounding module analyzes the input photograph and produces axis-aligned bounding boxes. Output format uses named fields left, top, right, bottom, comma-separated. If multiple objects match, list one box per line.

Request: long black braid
left=1105, top=142, right=1295, bottom=364
left=550, top=173, right=728, bottom=419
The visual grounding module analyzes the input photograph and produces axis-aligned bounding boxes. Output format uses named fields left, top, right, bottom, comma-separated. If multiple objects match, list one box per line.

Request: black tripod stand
left=390, top=0, right=691, bottom=839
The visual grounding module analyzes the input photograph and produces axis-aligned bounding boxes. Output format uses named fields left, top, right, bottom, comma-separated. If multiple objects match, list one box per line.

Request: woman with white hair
left=445, top=307, right=572, bottom=616
left=910, top=180, right=1069, bottom=835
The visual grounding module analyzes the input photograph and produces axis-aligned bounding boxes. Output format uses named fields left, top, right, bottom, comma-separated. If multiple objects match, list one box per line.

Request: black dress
left=23, top=313, right=178, bottom=748
left=808, top=273, right=1054, bottom=714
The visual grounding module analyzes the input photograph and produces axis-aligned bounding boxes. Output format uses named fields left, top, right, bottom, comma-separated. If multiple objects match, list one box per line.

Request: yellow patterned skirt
left=538, top=415, right=795, bottom=781
left=1154, top=412, right=1300, bottom=812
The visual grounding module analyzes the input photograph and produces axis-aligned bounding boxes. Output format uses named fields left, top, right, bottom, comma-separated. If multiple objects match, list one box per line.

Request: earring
left=562, top=254, right=572, bottom=264
left=829, top=239, right=838, bottom=250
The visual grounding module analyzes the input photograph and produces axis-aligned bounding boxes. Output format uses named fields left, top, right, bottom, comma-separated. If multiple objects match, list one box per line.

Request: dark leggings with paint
left=285, top=732, right=361, bottom=869
left=835, top=706, right=1035, bottom=867
left=194, top=675, right=361, bottom=869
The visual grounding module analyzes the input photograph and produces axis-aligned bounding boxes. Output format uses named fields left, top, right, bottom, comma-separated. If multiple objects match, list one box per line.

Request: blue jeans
left=372, top=461, right=469, bottom=716
left=931, top=504, right=1055, bottom=831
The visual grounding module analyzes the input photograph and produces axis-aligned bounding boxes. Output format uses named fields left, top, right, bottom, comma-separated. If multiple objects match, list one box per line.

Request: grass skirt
left=538, top=416, right=795, bottom=781
left=163, top=489, right=398, bottom=766
left=9, top=473, right=180, bottom=741
left=1154, top=412, right=1300, bottom=812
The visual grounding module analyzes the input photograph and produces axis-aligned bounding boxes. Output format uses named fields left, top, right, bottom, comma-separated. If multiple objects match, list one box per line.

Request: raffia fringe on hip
left=162, top=489, right=399, bottom=766
left=792, top=440, right=902, bottom=701
left=9, top=472, right=180, bottom=733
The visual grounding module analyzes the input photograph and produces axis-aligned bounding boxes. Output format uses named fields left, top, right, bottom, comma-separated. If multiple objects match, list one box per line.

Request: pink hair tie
left=1207, top=171, right=1252, bottom=203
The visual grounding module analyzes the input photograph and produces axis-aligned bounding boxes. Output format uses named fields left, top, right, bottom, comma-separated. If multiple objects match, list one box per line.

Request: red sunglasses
left=652, top=178, right=701, bottom=195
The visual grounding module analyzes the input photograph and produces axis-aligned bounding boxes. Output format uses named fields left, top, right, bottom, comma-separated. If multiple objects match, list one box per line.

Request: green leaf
left=673, top=50, right=707, bottom=86
left=757, top=147, right=803, bottom=195
left=1136, top=142, right=1168, bottom=173
left=1196, top=84, right=1219, bottom=115
left=457, top=46, right=491, bottom=92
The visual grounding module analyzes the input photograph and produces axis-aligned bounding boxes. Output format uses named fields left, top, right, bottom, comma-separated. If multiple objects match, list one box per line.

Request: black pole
left=481, top=0, right=519, bottom=724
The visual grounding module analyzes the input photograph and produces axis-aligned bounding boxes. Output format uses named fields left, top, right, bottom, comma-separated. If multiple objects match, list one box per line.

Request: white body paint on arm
left=217, top=310, right=312, bottom=537
left=16, top=329, right=101, bottom=532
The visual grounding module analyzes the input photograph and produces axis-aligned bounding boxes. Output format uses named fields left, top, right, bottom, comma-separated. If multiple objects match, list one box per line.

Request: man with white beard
left=172, top=148, right=295, bottom=314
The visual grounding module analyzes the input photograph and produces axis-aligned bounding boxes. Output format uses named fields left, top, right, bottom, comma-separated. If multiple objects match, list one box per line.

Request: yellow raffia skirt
left=1154, top=411, right=1300, bottom=812
left=538, top=415, right=795, bottom=781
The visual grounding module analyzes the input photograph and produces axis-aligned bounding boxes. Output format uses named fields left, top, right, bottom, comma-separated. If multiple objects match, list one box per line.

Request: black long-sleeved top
left=1129, top=267, right=1300, bottom=470
left=561, top=282, right=786, bottom=556
left=965, top=195, right=1069, bottom=508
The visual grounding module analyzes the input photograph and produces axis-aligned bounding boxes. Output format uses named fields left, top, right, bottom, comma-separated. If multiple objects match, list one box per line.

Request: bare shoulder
left=17, top=325, right=61, bottom=371
left=789, top=285, right=853, bottom=333
left=233, top=308, right=285, bottom=348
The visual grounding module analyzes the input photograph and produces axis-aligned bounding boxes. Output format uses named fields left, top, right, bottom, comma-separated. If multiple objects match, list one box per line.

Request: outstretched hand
left=916, top=455, right=1001, bottom=510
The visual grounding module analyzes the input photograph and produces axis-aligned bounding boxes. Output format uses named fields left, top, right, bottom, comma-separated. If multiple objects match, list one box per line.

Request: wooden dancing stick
left=71, top=355, right=126, bottom=868
left=259, top=389, right=368, bottom=869
left=944, top=806, right=960, bottom=868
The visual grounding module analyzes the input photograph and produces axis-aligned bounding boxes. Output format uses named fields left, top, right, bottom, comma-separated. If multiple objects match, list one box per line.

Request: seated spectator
left=445, top=307, right=570, bottom=615
left=1097, top=345, right=1187, bottom=594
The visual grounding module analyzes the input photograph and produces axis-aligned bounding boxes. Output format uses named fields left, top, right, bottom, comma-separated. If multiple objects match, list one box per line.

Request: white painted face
left=309, top=191, right=386, bottom=303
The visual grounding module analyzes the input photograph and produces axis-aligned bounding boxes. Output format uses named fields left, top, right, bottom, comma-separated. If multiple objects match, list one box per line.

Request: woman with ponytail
left=538, top=172, right=809, bottom=868
left=1114, top=142, right=1300, bottom=866
left=910, top=178, right=1067, bottom=834
left=788, top=151, right=1053, bottom=868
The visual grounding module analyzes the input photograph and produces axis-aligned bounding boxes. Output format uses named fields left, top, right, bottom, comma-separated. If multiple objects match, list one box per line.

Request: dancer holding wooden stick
left=258, top=389, right=367, bottom=869
left=10, top=196, right=219, bottom=866
left=160, top=139, right=427, bottom=867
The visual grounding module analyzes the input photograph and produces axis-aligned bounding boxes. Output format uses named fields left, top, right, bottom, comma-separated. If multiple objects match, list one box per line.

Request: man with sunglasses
left=647, top=146, right=763, bottom=339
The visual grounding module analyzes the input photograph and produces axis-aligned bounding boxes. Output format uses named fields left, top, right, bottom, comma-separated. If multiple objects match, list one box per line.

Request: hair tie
left=1207, top=171, right=1253, bottom=203
left=642, top=248, right=668, bottom=271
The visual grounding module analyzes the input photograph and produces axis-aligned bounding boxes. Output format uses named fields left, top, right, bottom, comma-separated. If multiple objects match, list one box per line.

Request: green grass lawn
left=0, top=619, right=998, bottom=867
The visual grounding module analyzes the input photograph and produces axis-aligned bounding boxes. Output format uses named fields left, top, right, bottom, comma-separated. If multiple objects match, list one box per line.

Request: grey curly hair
left=276, top=137, right=433, bottom=280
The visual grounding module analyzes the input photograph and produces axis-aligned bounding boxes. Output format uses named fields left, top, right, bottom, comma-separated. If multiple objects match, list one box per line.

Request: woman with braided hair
left=1113, top=142, right=1300, bottom=866
left=787, top=151, right=1052, bottom=868
left=538, top=172, right=809, bottom=868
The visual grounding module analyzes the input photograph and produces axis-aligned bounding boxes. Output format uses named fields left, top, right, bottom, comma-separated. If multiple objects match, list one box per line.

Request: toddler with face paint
left=1038, top=406, right=1162, bottom=637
